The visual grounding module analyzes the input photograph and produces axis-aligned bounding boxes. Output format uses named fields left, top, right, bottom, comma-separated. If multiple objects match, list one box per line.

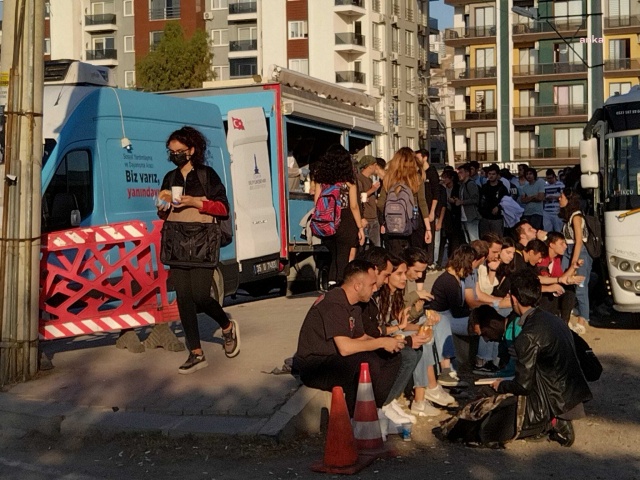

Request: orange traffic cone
left=352, top=362, right=385, bottom=451
left=310, top=386, right=377, bottom=474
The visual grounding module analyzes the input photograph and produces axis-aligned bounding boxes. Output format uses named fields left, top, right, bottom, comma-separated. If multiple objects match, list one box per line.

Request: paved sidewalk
left=0, top=293, right=320, bottom=441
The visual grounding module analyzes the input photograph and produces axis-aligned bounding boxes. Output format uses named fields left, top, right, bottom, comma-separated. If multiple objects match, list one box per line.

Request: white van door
left=226, top=107, right=280, bottom=263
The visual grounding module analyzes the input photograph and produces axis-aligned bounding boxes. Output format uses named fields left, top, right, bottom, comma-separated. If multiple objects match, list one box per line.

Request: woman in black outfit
left=313, top=144, right=365, bottom=286
left=157, top=126, right=239, bottom=374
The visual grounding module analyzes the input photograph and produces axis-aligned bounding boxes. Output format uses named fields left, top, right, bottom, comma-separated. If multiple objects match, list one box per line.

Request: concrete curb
left=0, top=386, right=330, bottom=442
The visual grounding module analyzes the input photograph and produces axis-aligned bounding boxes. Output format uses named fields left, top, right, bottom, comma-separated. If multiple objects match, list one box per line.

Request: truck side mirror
left=579, top=138, right=599, bottom=174
left=581, top=173, right=599, bottom=189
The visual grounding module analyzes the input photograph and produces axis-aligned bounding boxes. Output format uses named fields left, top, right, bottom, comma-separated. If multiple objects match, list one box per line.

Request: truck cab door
left=226, top=107, right=280, bottom=263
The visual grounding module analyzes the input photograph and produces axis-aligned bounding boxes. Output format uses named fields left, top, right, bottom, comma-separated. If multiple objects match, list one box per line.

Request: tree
left=136, top=22, right=212, bottom=91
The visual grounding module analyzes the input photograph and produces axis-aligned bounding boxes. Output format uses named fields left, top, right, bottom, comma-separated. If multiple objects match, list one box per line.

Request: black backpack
left=582, top=213, right=602, bottom=259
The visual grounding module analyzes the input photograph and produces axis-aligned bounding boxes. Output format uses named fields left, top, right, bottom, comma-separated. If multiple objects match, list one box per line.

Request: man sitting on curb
left=293, top=260, right=418, bottom=424
left=491, top=270, right=592, bottom=446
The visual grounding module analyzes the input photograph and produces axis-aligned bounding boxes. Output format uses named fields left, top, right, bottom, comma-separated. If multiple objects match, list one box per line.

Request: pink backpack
left=310, top=184, right=342, bottom=237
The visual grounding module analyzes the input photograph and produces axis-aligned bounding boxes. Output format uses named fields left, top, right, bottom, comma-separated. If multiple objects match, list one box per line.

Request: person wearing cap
left=356, top=155, right=382, bottom=247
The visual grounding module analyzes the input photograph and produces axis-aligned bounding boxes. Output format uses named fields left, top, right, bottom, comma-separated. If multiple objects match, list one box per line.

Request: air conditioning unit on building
left=393, top=125, right=400, bottom=134
left=391, top=15, right=399, bottom=24
left=391, top=52, right=399, bottom=62
left=534, top=84, right=540, bottom=92
left=378, top=85, right=385, bottom=95
left=391, top=87, right=399, bottom=97
left=203, top=12, right=214, bottom=20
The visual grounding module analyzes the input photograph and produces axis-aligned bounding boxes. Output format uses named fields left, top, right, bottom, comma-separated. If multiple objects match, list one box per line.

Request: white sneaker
left=381, top=403, right=412, bottom=425
left=389, top=399, right=417, bottom=424
left=424, top=385, right=456, bottom=406
left=410, top=400, right=441, bottom=417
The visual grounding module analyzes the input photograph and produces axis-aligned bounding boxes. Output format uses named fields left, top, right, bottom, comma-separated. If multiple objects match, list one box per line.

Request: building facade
left=444, top=0, right=640, bottom=169
left=38, top=0, right=441, bottom=159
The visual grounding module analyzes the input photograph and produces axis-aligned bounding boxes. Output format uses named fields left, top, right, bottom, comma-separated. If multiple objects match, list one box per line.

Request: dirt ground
left=2, top=315, right=640, bottom=480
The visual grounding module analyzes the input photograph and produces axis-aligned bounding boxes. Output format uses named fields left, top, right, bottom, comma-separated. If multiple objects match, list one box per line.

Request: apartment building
left=444, top=0, right=640, bottom=169
left=37, top=0, right=441, bottom=159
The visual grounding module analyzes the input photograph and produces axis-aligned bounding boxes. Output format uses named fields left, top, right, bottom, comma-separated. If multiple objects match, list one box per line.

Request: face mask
left=170, top=152, right=189, bottom=166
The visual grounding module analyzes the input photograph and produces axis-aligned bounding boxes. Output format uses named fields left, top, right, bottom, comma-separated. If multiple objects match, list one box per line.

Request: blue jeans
left=563, top=244, right=592, bottom=322
left=543, top=213, right=564, bottom=233
left=462, top=219, right=480, bottom=243
left=433, top=310, right=459, bottom=361
left=386, top=346, right=422, bottom=403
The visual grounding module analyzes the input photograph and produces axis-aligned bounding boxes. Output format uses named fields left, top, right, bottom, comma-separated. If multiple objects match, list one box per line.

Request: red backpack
left=310, top=184, right=342, bottom=237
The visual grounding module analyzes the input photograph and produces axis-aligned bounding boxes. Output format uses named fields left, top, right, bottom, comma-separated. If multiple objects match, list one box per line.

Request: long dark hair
left=496, top=236, right=517, bottom=281
left=166, top=126, right=208, bottom=166
left=446, top=244, right=475, bottom=279
left=312, top=144, right=355, bottom=185
left=378, top=254, right=406, bottom=328
left=559, top=187, right=582, bottom=222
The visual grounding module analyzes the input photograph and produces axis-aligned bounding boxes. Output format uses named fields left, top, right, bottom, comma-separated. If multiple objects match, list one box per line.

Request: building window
left=475, top=89, right=495, bottom=112
left=407, top=137, right=415, bottom=149
left=44, top=38, right=51, bottom=55
left=553, top=42, right=585, bottom=64
left=392, top=63, right=400, bottom=88
left=475, top=48, right=495, bottom=70
left=124, top=36, right=135, bottom=52
left=125, top=70, right=136, bottom=88
left=476, top=132, right=496, bottom=157
left=372, top=23, right=383, bottom=51
left=288, top=58, right=309, bottom=75
left=211, top=29, right=229, bottom=46
left=212, top=0, right=228, bottom=9
left=124, top=0, right=134, bottom=16
left=405, top=66, right=415, bottom=92
left=392, top=26, right=400, bottom=53
left=150, top=31, right=163, bottom=49
left=554, top=127, right=582, bottom=155
left=609, top=82, right=632, bottom=97
left=213, top=65, right=230, bottom=80
left=373, top=60, right=382, bottom=86
left=406, top=102, right=415, bottom=128
left=608, top=0, right=630, bottom=18
left=475, top=6, right=495, bottom=30
left=404, top=30, right=414, bottom=57
left=554, top=0, right=583, bottom=25
left=230, top=58, right=257, bottom=77
left=288, top=21, right=307, bottom=39
left=609, top=38, right=630, bottom=59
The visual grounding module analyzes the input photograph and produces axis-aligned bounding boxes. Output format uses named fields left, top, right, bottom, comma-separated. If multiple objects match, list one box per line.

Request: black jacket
left=497, top=307, right=592, bottom=433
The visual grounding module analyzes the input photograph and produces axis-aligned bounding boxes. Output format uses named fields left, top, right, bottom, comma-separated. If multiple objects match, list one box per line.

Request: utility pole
left=0, top=0, right=45, bottom=386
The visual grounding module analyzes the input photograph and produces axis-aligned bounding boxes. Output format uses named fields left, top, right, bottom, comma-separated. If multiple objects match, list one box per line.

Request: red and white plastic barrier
left=39, top=220, right=179, bottom=340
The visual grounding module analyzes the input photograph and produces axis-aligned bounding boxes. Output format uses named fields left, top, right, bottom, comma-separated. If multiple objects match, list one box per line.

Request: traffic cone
left=310, top=386, right=376, bottom=474
left=352, top=362, right=384, bottom=451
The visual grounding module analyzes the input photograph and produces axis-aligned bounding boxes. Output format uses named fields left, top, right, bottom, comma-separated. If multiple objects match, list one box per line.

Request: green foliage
left=136, top=22, right=213, bottom=91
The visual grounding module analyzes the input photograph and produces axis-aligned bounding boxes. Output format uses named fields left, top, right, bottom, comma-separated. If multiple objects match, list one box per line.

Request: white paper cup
left=360, top=192, right=367, bottom=203
left=171, top=186, right=183, bottom=204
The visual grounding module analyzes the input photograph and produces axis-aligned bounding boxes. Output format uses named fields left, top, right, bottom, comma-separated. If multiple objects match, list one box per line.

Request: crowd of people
left=293, top=146, right=594, bottom=447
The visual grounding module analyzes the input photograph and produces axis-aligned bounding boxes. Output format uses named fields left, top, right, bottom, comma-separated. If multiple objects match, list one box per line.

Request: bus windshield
left=606, top=134, right=640, bottom=211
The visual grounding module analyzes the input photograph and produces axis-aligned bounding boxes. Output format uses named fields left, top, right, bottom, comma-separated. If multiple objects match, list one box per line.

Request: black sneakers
left=549, top=418, right=575, bottom=447
left=178, top=352, right=208, bottom=374
left=473, top=362, right=501, bottom=376
left=222, top=319, right=241, bottom=358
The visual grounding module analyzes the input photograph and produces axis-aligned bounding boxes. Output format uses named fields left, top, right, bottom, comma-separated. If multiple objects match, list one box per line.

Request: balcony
left=446, top=66, right=497, bottom=86
left=513, top=147, right=580, bottom=163
left=84, top=14, right=116, bottom=32
left=149, top=6, right=180, bottom=20
left=229, top=39, right=257, bottom=58
left=428, top=86, right=439, bottom=100
left=85, top=49, right=117, bottom=66
left=454, top=151, right=499, bottom=163
left=335, top=33, right=366, bottom=55
left=334, top=0, right=366, bottom=18
left=450, top=109, right=497, bottom=128
left=513, top=104, right=588, bottom=125
left=444, top=26, right=496, bottom=47
left=512, top=18, right=586, bottom=43
left=513, top=62, right=587, bottom=83
left=335, top=70, right=366, bottom=91
left=604, top=58, right=640, bottom=77
left=228, top=1, right=257, bottom=19
left=604, top=15, right=640, bottom=34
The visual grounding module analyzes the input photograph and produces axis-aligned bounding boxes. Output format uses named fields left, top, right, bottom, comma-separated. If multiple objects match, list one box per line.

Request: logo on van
left=231, top=117, right=245, bottom=130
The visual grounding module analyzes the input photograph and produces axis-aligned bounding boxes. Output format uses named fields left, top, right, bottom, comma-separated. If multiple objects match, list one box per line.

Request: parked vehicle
left=581, top=86, right=640, bottom=314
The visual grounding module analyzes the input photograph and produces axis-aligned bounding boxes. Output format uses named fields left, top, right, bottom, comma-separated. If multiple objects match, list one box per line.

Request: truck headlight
left=620, top=261, right=631, bottom=271
left=635, top=263, right=640, bottom=273
left=636, top=281, right=640, bottom=291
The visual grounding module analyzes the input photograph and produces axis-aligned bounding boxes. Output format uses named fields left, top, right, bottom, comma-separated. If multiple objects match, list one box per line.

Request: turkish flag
left=232, top=117, right=245, bottom=130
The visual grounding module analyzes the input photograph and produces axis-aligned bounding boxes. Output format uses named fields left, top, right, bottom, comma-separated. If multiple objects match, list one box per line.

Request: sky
left=430, top=0, right=454, bottom=29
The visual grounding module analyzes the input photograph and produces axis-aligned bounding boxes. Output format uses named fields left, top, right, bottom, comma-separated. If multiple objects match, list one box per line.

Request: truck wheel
left=210, top=268, right=224, bottom=303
